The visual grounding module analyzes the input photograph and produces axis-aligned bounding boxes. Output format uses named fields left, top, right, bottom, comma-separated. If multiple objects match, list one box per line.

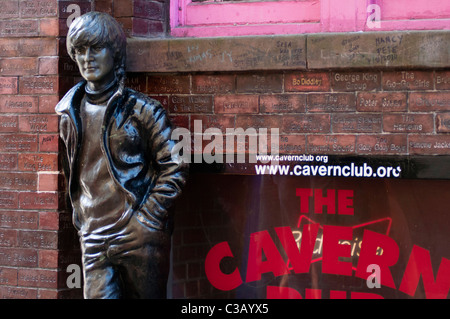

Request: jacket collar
left=55, top=80, right=86, bottom=116
left=55, top=80, right=125, bottom=118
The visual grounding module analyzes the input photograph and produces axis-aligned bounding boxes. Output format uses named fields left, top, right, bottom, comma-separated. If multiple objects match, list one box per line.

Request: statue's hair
left=67, top=12, right=127, bottom=84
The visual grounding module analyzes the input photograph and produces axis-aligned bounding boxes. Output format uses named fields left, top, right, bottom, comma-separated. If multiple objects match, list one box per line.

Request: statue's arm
left=58, top=114, right=73, bottom=212
left=138, top=100, right=189, bottom=230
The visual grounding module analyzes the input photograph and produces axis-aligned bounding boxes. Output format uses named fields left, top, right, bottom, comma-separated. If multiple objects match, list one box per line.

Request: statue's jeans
left=79, top=212, right=171, bottom=299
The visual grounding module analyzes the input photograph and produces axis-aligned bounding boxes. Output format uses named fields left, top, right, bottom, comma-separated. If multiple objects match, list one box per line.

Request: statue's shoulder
left=55, top=81, right=86, bottom=115
left=124, top=87, right=164, bottom=113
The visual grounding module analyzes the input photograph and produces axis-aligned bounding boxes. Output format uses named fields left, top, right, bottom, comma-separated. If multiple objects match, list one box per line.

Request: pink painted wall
left=171, top=0, right=450, bottom=37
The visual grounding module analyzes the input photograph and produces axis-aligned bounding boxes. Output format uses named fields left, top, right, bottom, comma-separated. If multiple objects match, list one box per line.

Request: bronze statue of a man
left=56, top=12, right=188, bottom=299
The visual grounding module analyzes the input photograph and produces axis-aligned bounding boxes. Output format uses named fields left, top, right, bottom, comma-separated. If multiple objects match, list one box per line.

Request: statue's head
left=67, top=12, right=127, bottom=90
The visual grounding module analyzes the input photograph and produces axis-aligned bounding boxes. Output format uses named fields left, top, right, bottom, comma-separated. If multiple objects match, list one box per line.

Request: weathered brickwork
left=0, top=0, right=80, bottom=299
left=144, top=70, right=450, bottom=159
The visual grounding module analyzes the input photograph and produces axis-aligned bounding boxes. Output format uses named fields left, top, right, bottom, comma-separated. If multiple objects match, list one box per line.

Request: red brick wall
left=146, top=70, right=450, bottom=159
left=0, top=0, right=82, bottom=299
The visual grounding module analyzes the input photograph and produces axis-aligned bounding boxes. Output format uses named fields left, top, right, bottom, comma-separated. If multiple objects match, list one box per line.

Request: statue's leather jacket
left=56, top=81, right=188, bottom=233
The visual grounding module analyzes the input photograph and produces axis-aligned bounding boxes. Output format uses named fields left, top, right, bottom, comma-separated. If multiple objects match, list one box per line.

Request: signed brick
left=331, top=71, right=380, bottom=91
left=409, top=135, right=450, bottom=155
left=192, top=75, right=234, bottom=94
left=0, top=39, right=20, bottom=57
left=0, top=192, right=18, bottom=209
left=383, top=114, right=434, bottom=133
left=356, top=135, right=407, bottom=155
left=0, top=154, right=17, bottom=171
left=169, top=95, right=213, bottom=113
left=332, top=114, right=382, bottom=133
left=382, top=71, right=433, bottom=91
left=357, top=92, right=407, bottom=112
left=0, top=247, right=38, bottom=267
left=307, top=93, right=356, bottom=112
left=236, top=74, right=282, bottom=93
left=0, top=77, right=18, bottom=95
left=0, top=286, right=37, bottom=299
left=19, top=115, right=58, bottom=133
left=0, top=58, right=37, bottom=76
left=18, top=269, right=58, bottom=289
left=307, top=31, right=449, bottom=69
left=0, top=1, right=19, bottom=19
left=24, top=38, right=57, bottom=57
left=0, top=19, right=38, bottom=37
left=260, top=94, right=306, bottom=113
left=20, top=0, right=58, bottom=18
left=0, top=116, right=18, bottom=132
left=307, top=135, right=356, bottom=154
left=215, top=95, right=258, bottom=114
left=0, top=134, right=38, bottom=152
left=147, top=75, right=190, bottom=94
left=0, top=172, right=37, bottom=191
left=282, top=114, right=331, bottom=133
left=285, top=72, right=330, bottom=92
left=0, top=95, right=38, bottom=113
left=409, top=92, right=450, bottom=111
left=17, top=230, right=58, bottom=251
left=127, top=35, right=306, bottom=73
left=0, top=211, right=38, bottom=229
left=278, top=135, right=307, bottom=154
left=125, top=74, right=146, bottom=92
left=39, top=134, right=58, bottom=152
left=19, top=76, right=58, bottom=95
left=18, top=192, right=58, bottom=210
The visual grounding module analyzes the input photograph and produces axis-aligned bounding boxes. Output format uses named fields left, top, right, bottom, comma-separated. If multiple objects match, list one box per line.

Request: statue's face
left=74, top=45, right=115, bottom=89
